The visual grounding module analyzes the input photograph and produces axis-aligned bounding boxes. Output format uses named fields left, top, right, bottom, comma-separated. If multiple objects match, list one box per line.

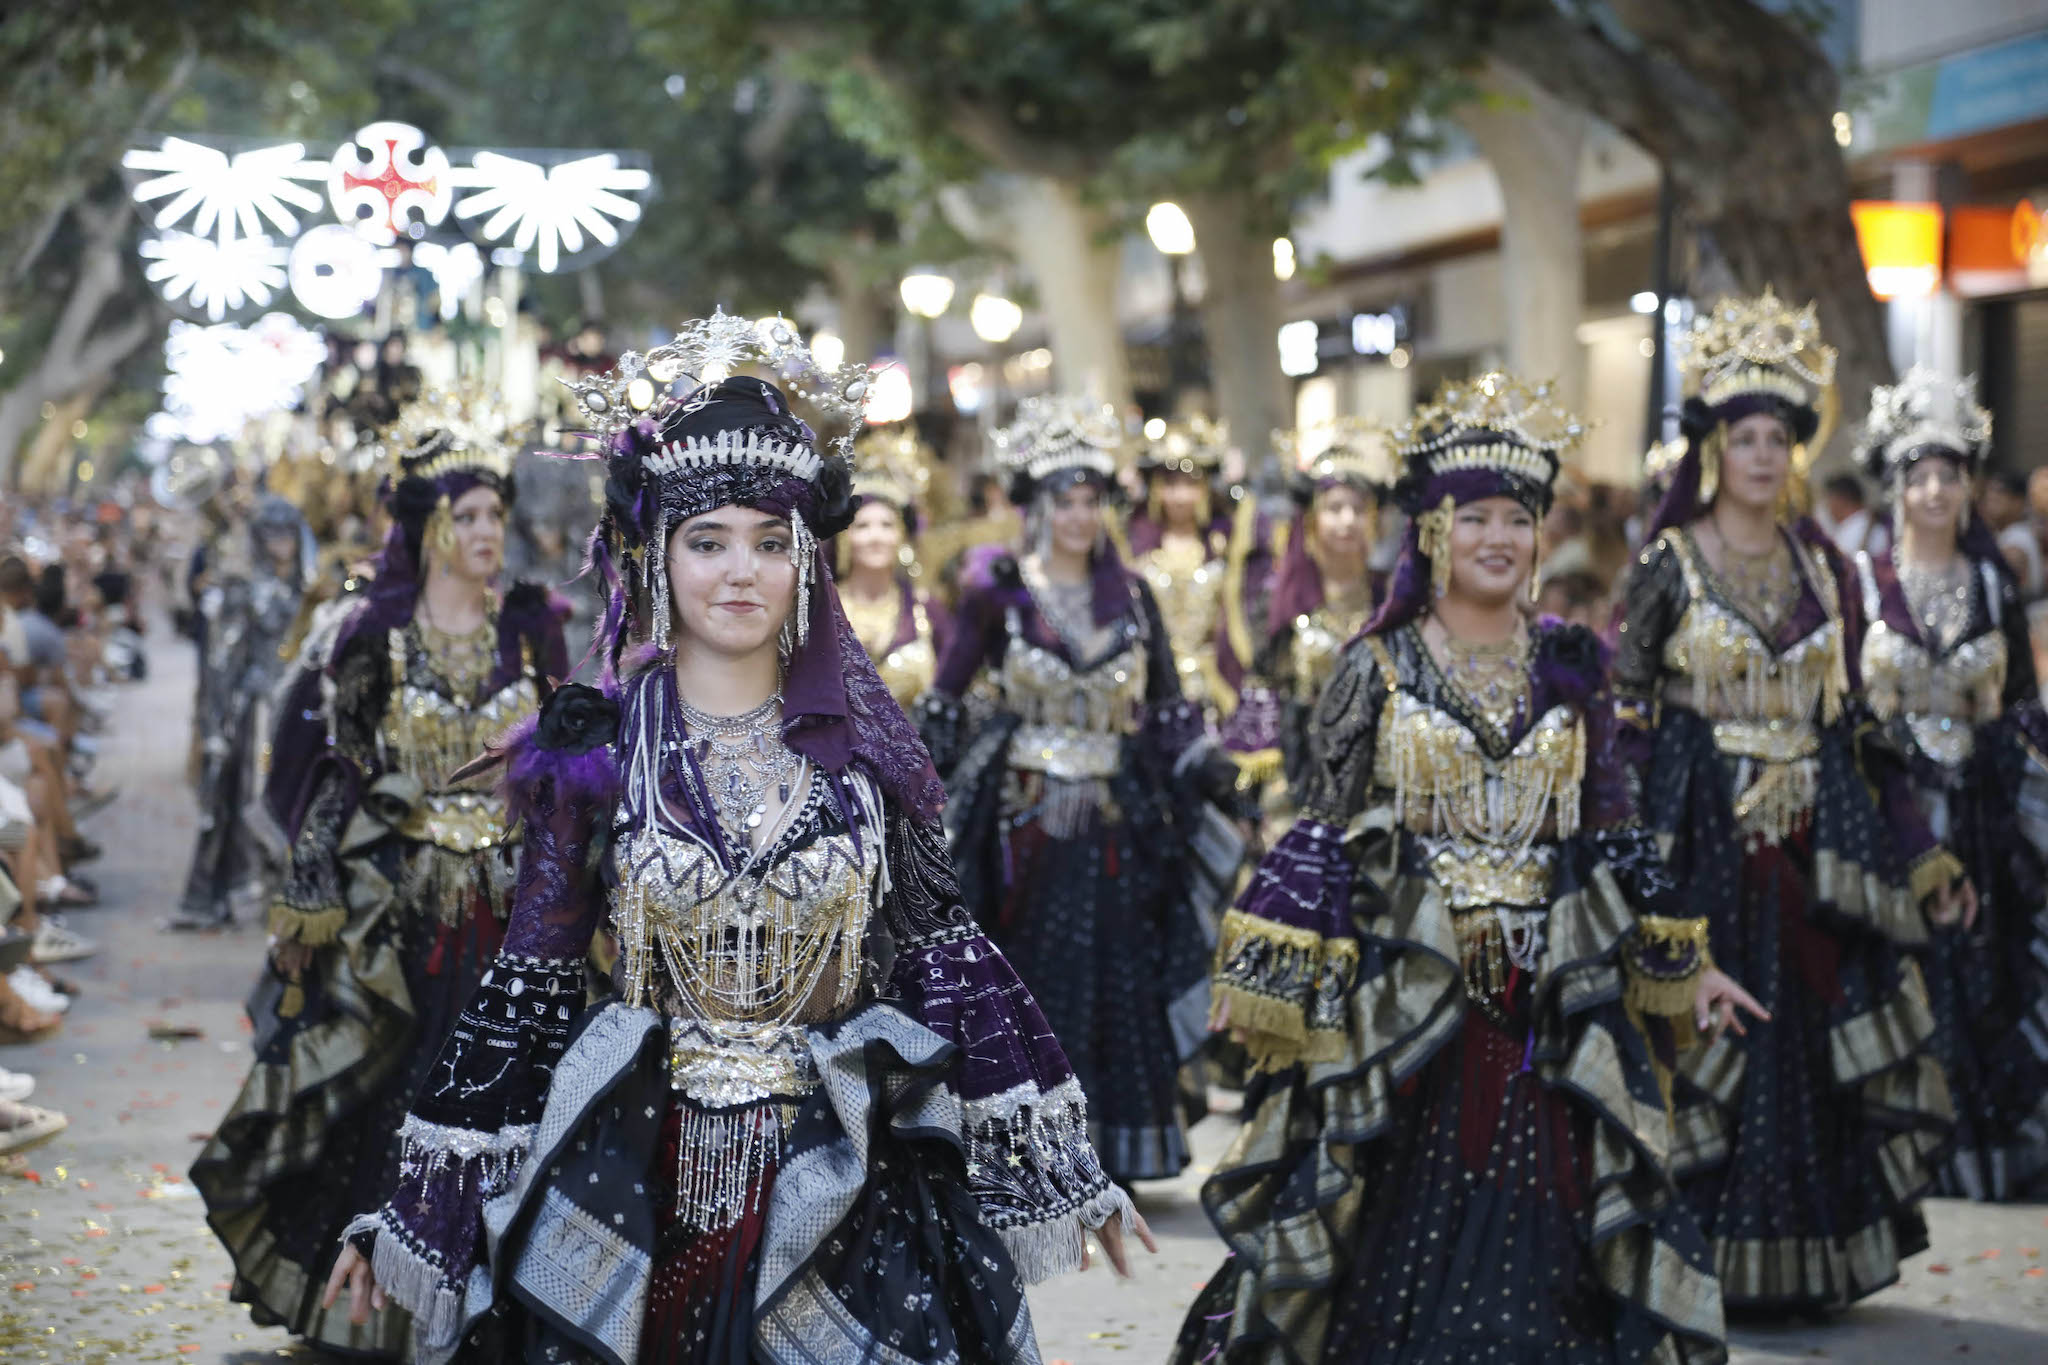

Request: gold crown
left=852, top=424, right=935, bottom=509
left=991, top=394, right=1126, bottom=484
left=564, top=308, right=874, bottom=464
left=380, top=385, right=517, bottom=482
left=1862, top=366, right=1992, bottom=479
left=1397, top=374, right=1587, bottom=464
left=1141, top=415, right=1231, bottom=475
left=1677, top=287, right=1838, bottom=409
left=1272, top=415, right=1395, bottom=487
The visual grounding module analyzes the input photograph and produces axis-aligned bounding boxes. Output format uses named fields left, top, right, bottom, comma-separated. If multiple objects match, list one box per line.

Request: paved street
left=3, top=619, right=2048, bottom=1363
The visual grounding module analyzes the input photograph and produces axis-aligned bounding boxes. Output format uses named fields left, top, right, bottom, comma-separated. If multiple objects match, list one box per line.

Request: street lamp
left=899, top=270, right=955, bottom=320
left=1146, top=202, right=1198, bottom=407
left=969, top=293, right=1024, bottom=433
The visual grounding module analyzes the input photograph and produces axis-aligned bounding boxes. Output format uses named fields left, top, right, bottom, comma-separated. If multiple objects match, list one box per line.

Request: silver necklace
left=1894, top=548, right=1973, bottom=650
left=675, top=691, right=800, bottom=847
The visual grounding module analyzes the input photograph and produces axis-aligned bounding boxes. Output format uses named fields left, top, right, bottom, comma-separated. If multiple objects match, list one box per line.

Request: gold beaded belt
left=398, top=789, right=514, bottom=852
left=1421, top=839, right=1556, bottom=911
left=1710, top=719, right=1819, bottom=763
left=1009, top=724, right=1125, bottom=781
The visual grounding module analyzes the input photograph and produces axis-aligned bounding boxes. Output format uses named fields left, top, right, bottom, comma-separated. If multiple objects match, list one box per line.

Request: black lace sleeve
left=1611, top=532, right=1683, bottom=724
left=1297, top=638, right=1389, bottom=826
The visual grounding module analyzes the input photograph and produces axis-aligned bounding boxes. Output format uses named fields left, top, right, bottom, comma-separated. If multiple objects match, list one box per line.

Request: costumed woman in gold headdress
left=837, top=423, right=949, bottom=708
left=1853, top=369, right=2048, bottom=1201
left=1126, top=416, right=1263, bottom=723
left=1176, top=375, right=1749, bottom=1365
left=920, top=395, right=1246, bottom=1187
left=1613, top=290, right=1969, bottom=1310
left=192, top=390, right=566, bottom=1359
left=321, top=316, right=1147, bottom=1364
left=1221, top=419, right=1390, bottom=820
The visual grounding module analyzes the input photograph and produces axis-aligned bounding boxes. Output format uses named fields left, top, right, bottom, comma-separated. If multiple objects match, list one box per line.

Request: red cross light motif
left=327, top=121, right=453, bottom=243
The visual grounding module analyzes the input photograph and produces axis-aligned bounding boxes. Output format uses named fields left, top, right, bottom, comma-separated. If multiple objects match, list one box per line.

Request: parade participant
left=837, top=423, right=948, bottom=708
left=193, top=389, right=567, bottom=1359
left=1176, top=373, right=1743, bottom=1365
left=322, top=315, right=1148, bottom=1365
left=920, top=394, right=1243, bottom=1187
left=1855, top=369, right=2048, bottom=1201
left=167, top=495, right=309, bottom=931
left=1221, top=419, right=1391, bottom=809
left=1126, top=415, right=1257, bottom=721
left=1613, top=290, right=1967, bottom=1309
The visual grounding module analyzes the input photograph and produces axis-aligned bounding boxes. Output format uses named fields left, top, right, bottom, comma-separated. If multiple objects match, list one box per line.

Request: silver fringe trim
left=343, top=1210, right=465, bottom=1359
left=394, top=1115, right=537, bottom=1195
left=996, top=1180, right=1138, bottom=1284
left=672, top=1102, right=787, bottom=1235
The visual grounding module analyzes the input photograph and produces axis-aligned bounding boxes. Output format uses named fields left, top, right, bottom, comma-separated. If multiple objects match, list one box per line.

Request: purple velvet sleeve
left=349, top=719, right=620, bottom=1352
left=879, top=809, right=1131, bottom=1268
left=931, top=583, right=1001, bottom=699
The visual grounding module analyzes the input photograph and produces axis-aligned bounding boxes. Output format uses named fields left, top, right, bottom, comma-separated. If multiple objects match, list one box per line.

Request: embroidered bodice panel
left=1859, top=556, right=2006, bottom=769
left=1137, top=538, right=1225, bottom=707
left=376, top=625, right=539, bottom=852
left=1373, top=676, right=1583, bottom=911
left=1656, top=530, right=1842, bottom=759
left=1290, top=601, right=1373, bottom=705
left=610, top=779, right=881, bottom=1106
left=844, top=586, right=936, bottom=708
left=997, top=604, right=1148, bottom=781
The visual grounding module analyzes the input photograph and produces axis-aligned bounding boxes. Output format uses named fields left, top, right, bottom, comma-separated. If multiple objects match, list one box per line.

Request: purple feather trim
left=500, top=710, right=622, bottom=824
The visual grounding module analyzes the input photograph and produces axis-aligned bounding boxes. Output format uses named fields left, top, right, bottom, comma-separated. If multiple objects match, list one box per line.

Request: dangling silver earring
left=782, top=520, right=815, bottom=655
left=649, top=513, right=672, bottom=651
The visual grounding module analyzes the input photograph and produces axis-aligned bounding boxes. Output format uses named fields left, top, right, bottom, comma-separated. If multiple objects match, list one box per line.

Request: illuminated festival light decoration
left=122, top=136, right=326, bottom=243
left=412, top=240, right=486, bottom=319
left=152, top=312, right=326, bottom=446
left=451, top=151, right=653, bottom=273
left=287, top=224, right=388, bottom=319
left=329, top=121, right=453, bottom=243
left=139, top=231, right=291, bottom=322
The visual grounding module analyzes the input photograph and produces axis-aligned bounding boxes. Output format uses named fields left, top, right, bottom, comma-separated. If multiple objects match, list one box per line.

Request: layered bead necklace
left=673, top=689, right=801, bottom=853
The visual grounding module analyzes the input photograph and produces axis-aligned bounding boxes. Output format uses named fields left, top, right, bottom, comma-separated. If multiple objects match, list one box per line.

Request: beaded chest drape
left=1657, top=529, right=1847, bottom=845
left=844, top=588, right=936, bottom=707
left=1367, top=632, right=1586, bottom=1015
left=376, top=624, right=538, bottom=854
left=1858, top=553, right=2006, bottom=770
left=1138, top=537, right=1231, bottom=712
left=1291, top=600, right=1374, bottom=705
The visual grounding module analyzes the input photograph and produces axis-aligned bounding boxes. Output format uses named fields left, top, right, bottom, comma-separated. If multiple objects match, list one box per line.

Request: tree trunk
left=0, top=196, right=156, bottom=486
left=827, top=257, right=889, bottom=369
left=1004, top=177, right=1132, bottom=410
left=1497, top=0, right=1888, bottom=463
left=1181, top=190, right=1290, bottom=478
left=1457, top=63, right=1589, bottom=409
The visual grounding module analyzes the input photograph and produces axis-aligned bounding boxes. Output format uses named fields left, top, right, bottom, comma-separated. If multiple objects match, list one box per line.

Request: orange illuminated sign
left=1850, top=201, right=1943, bottom=298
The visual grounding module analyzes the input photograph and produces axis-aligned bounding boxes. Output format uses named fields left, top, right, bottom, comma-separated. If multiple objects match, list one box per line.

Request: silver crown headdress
left=1860, top=366, right=1993, bottom=483
left=991, top=394, right=1125, bottom=486
left=564, top=308, right=875, bottom=470
left=1140, top=415, right=1231, bottom=476
left=1273, top=415, right=1396, bottom=490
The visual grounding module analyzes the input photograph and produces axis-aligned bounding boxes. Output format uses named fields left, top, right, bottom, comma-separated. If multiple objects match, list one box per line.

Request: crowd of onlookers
left=0, top=488, right=163, bottom=1164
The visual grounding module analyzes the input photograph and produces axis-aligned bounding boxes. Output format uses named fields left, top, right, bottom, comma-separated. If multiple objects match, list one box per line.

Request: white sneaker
left=0, top=1101, right=66, bottom=1156
left=29, top=916, right=97, bottom=964
left=7, top=966, right=68, bottom=1014
left=0, top=1069, right=32, bottom=1103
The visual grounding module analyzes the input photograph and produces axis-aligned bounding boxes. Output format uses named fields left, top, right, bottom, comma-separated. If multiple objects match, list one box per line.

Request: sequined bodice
left=1370, top=636, right=1584, bottom=911
left=1657, top=529, right=1843, bottom=756
left=378, top=624, right=538, bottom=852
left=843, top=586, right=935, bottom=708
left=1137, top=538, right=1225, bottom=707
left=998, top=604, right=1147, bottom=781
left=1858, top=554, right=2006, bottom=768
left=1290, top=599, right=1373, bottom=704
left=612, top=781, right=880, bottom=1105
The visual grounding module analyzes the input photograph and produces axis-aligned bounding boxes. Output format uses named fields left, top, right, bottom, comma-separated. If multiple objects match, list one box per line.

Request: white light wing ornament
left=452, top=151, right=654, bottom=273
left=123, top=136, right=327, bottom=243
left=139, top=231, right=291, bottom=322
left=564, top=309, right=875, bottom=462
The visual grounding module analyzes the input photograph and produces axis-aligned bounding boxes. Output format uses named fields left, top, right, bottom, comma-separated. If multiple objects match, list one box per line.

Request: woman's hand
left=1693, top=967, right=1769, bottom=1040
left=1080, top=1208, right=1159, bottom=1277
left=1926, top=877, right=1979, bottom=931
left=1208, top=995, right=1250, bottom=1047
left=321, top=1244, right=387, bottom=1325
left=271, top=939, right=315, bottom=978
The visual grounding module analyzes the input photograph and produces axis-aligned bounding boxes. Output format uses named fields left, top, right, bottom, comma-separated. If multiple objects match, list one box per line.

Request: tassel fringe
left=268, top=900, right=348, bottom=945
